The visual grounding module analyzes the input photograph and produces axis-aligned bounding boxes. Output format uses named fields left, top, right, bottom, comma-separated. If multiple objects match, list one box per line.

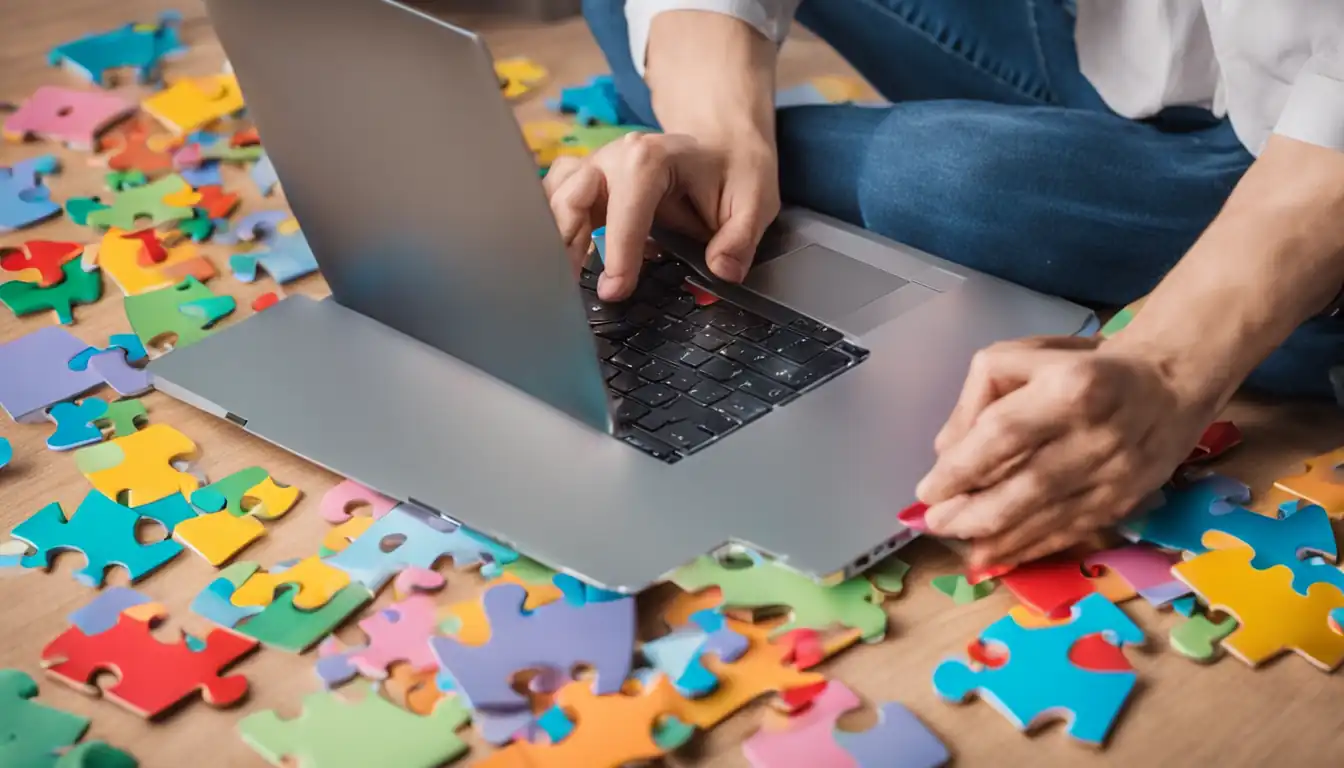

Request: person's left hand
left=915, top=335, right=1219, bottom=569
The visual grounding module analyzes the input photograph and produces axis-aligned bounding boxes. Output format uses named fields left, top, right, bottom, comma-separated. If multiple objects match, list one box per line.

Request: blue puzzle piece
left=0, top=155, right=62, bottom=232
left=243, top=231, right=319, bottom=285
left=1125, top=474, right=1251, bottom=550
left=251, top=152, right=278, bottom=196
left=591, top=226, right=606, bottom=263
left=180, top=161, right=223, bottom=189
left=536, top=705, right=576, bottom=743
left=554, top=572, right=624, bottom=605
left=0, top=437, right=11, bottom=470
left=68, top=334, right=148, bottom=372
left=46, top=397, right=109, bottom=451
left=12, top=490, right=183, bottom=587
left=1171, top=595, right=1197, bottom=617
left=48, top=12, right=185, bottom=86
left=216, top=210, right=291, bottom=245
left=133, top=492, right=198, bottom=534
left=69, top=586, right=152, bottom=635
left=548, top=74, right=623, bottom=126
left=932, top=593, right=1143, bottom=746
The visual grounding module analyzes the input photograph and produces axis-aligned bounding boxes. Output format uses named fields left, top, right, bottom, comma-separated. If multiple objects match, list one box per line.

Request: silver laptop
left=151, top=0, right=1097, bottom=592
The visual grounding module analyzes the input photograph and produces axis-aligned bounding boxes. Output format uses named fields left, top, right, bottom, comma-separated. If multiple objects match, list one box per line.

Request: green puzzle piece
left=65, top=197, right=111, bottom=226
left=201, top=144, right=264, bottom=163
left=190, top=467, right=269, bottom=516
left=499, top=555, right=560, bottom=585
left=74, top=441, right=125, bottom=474
left=54, top=741, right=138, bottom=768
left=561, top=124, right=651, bottom=152
left=0, top=260, right=103, bottom=325
left=868, top=555, right=911, bottom=594
left=1170, top=613, right=1238, bottom=662
left=104, top=170, right=147, bottom=192
left=239, top=687, right=470, bottom=768
left=85, top=175, right=196, bottom=231
left=240, top=585, right=373, bottom=653
left=95, top=399, right=148, bottom=438
left=670, top=550, right=888, bottom=641
left=931, top=574, right=996, bottom=604
left=124, top=277, right=235, bottom=350
left=0, top=668, right=91, bottom=768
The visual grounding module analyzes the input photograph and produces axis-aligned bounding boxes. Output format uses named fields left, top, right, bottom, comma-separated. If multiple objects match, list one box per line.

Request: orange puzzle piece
left=96, top=116, right=181, bottom=175
left=1270, top=446, right=1344, bottom=517
left=383, top=663, right=446, bottom=716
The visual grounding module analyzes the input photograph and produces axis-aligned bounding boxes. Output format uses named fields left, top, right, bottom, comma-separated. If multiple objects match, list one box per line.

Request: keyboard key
left=720, top=341, right=771, bottom=368
left=611, top=348, right=651, bottom=371
left=629, top=383, right=678, bottom=408
left=656, top=422, right=713, bottom=451
left=736, top=372, right=792, bottom=404
left=780, top=337, right=827, bottom=363
left=692, top=328, right=730, bottom=351
left=790, top=318, right=843, bottom=345
left=638, top=361, right=674, bottom=382
left=615, top=398, right=649, bottom=425
left=662, top=294, right=696, bottom=317
left=712, top=391, right=771, bottom=423
left=665, top=370, right=699, bottom=392
left=600, top=362, right=621, bottom=381
left=594, top=337, right=618, bottom=360
left=677, top=346, right=713, bottom=367
left=651, top=261, right=688, bottom=285
left=661, top=320, right=695, bottom=343
left=627, top=304, right=664, bottom=326
left=739, top=324, right=774, bottom=343
left=762, top=329, right=807, bottom=355
left=664, top=398, right=738, bottom=434
left=790, top=349, right=850, bottom=388
left=698, top=357, right=742, bottom=382
left=751, top=353, right=805, bottom=385
left=593, top=321, right=639, bottom=341
left=625, top=330, right=664, bottom=353
left=637, top=406, right=677, bottom=431
left=584, top=297, right=627, bottom=325
left=687, top=379, right=732, bottom=405
left=609, top=371, right=643, bottom=393
left=622, top=429, right=680, bottom=461
left=579, top=270, right=599, bottom=291
left=709, top=308, right=766, bottom=336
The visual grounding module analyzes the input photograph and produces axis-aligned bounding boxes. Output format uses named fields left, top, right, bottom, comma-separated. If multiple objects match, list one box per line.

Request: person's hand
left=542, top=130, right=780, bottom=301
left=915, top=335, right=1219, bottom=568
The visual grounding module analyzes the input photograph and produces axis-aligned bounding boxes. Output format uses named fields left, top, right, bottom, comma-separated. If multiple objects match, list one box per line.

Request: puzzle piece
left=47, top=398, right=110, bottom=451
left=0, top=437, right=11, bottom=471
left=931, top=574, right=995, bottom=604
left=0, top=258, right=103, bottom=325
left=173, top=511, right=263, bottom=566
left=230, top=556, right=351, bottom=610
left=1123, top=473, right=1251, bottom=547
left=92, top=398, right=148, bottom=437
left=996, top=555, right=1111, bottom=619
left=549, top=74, right=623, bottom=126
left=174, top=209, right=224, bottom=241
left=64, top=197, right=110, bottom=226
left=3, top=85, right=135, bottom=150
left=866, top=555, right=911, bottom=595
left=83, top=174, right=195, bottom=231
left=316, top=569, right=446, bottom=686
left=194, top=562, right=373, bottom=653
left=932, top=593, right=1144, bottom=745
left=324, top=503, right=518, bottom=591
left=94, top=117, right=180, bottom=176
left=77, top=423, right=198, bottom=507
left=11, top=490, right=182, bottom=587
left=240, top=688, right=469, bottom=768
left=48, top=12, right=184, bottom=86
left=93, top=226, right=215, bottom=296
left=495, top=56, right=548, bottom=99
left=0, top=668, right=97, bottom=768
left=0, top=240, right=84, bottom=287
left=1173, top=546, right=1344, bottom=670
left=561, top=124, right=649, bottom=154
left=53, top=740, right=137, bottom=768
left=42, top=603, right=255, bottom=719
left=216, top=210, right=293, bottom=245
left=1271, top=446, right=1344, bottom=517
left=0, top=326, right=121, bottom=421
left=142, top=74, right=246, bottom=135
left=1084, top=545, right=1189, bottom=607
left=124, top=277, right=235, bottom=351
left=250, top=152, right=278, bottom=195
left=105, top=170, right=146, bottom=191
left=173, top=184, right=237, bottom=219
left=190, top=466, right=294, bottom=518
left=69, top=587, right=153, bottom=636
left=320, top=479, right=398, bottom=523
left=1169, top=612, right=1237, bottom=662
left=0, top=154, right=62, bottom=232
left=68, top=333, right=146, bottom=372
left=430, top=582, right=635, bottom=710
left=230, top=230, right=318, bottom=285
left=671, top=550, right=888, bottom=641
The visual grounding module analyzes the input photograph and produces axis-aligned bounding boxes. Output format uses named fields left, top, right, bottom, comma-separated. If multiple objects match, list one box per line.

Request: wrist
left=1102, top=330, right=1231, bottom=415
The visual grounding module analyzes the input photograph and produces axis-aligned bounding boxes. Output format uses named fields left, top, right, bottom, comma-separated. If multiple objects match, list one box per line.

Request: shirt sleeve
left=625, top=0, right=802, bottom=77
left=1274, top=48, right=1344, bottom=153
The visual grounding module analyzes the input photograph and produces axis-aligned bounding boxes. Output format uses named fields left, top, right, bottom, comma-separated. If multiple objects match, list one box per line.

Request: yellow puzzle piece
left=1269, top=446, right=1344, bottom=517
left=244, top=477, right=302, bottom=520
left=811, top=75, right=874, bottom=103
left=440, top=573, right=564, bottom=646
left=173, top=511, right=265, bottom=567
left=522, top=120, right=584, bottom=167
left=141, top=73, right=246, bottom=135
left=495, top=57, right=548, bottom=100
left=92, top=227, right=216, bottom=296
left=77, top=424, right=199, bottom=507
left=230, top=556, right=351, bottom=610
left=322, top=516, right=374, bottom=554
left=1174, top=546, right=1344, bottom=671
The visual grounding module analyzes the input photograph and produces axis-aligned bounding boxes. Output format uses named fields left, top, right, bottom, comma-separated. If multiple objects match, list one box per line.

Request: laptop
left=151, top=0, right=1097, bottom=592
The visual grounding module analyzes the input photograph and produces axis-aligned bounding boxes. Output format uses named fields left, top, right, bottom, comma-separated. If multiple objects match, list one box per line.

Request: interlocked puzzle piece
left=0, top=258, right=103, bottom=325
left=229, top=230, right=318, bottom=285
left=1084, top=545, right=1188, bottom=607
left=175, top=209, right=226, bottom=242
left=48, top=12, right=185, bottom=86
left=997, top=553, right=1142, bottom=618
left=216, top=210, right=293, bottom=245
left=0, top=326, right=125, bottom=422
left=3, top=85, right=135, bottom=150
left=174, top=511, right=265, bottom=566
left=671, top=549, right=888, bottom=641
left=191, top=466, right=300, bottom=519
left=1271, top=446, right=1344, bottom=517
left=75, top=423, right=199, bottom=507
left=11, top=490, right=182, bottom=586
left=324, top=503, right=519, bottom=591
left=1173, top=546, right=1344, bottom=670
left=70, top=587, right=154, bottom=636
left=41, top=603, right=256, bottom=719
left=141, top=74, right=246, bottom=135
left=123, top=277, right=235, bottom=351
left=1122, top=473, right=1251, bottom=548
left=96, top=117, right=181, bottom=176
left=84, top=174, right=196, bottom=231
left=64, top=197, right=110, bottom=226
left=66, top=336, right=152, bottom=400
left=230, top=556, right=352, bottom=610
left=94, top=398, right=148, bottom=437
left=1169, top=611, right=1237, bottom=662
left=549, top=74, right=623, bottom=126
left=932, top=593, right=1144, bottom=745
left=93, top=226, right=215, bottom=295
left=495, top=56, right=548, bottom=99
left=429, top=582, right=635, bottom=710
left=745, top=681, right=948, bottom=768
left=47, top=398, right=110, bottom=451
left=165, top=183, right=237, bottom=219
left=0, top=668, right=91, bottom=767
left=68, top=333, right=146, bottom=372
left=0, top=154, right=62, bottom=232
left=0, top=239, right=83, bottom=286
left=316, top=568, right=446, bottom=686
left=642, top=608, right=748, bottom=698
left=320, top=478, right=398, bottom=523
left=240, top=688, right=470, bottom=768
left=105, top=170, right=147, bottom=191
left=931, top=574, right=996, bottom=604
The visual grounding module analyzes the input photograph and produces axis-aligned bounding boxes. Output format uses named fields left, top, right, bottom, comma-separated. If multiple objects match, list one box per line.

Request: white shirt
left=625, top=0, right=1344, bottom=156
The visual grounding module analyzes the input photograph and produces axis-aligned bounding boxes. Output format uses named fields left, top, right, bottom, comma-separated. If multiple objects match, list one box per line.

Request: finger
left=542, top=155, right=586, bottom=197
left=705, top=202, right=767, bottom=283
left=974, top=528, right=1082, bottom=570
left=968, top=484, right=1103, bottom=567
left=927, top=459, right=1066, bottom=540
left=548, top=164, right=606, bottom=271
left=593, top=134, right=686, bottom=300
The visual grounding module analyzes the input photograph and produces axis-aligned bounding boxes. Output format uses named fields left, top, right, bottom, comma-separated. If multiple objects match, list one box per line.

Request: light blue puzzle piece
left=1171, top=596, right=1197, bottom=617
left=0, top=155, right=62, bottom=232
left=216, top=210, right=291, bottom=245
left=190, top=561, right=264, bottom=628
left=48, top=12, right=185, bottom=86
left=932, top=593, right=1142, bottom=746
left=180, top=161, right=223, bottom=189
left=643, top=628, right=706, bottom=681
left=0, top=437, right=11, bottom=470
left=46, top=398, right=109, bottom=451
left=536, top=705, right=575, bottom=743
left=553, top=572, right=623, bottom=605
left=1125, top=474, right=1251, bottom=550
left=12, top=490, right=183, bottom=587
left=68, top=334, right=147, bottom=371
left=178, top=296, right=238, bottom=326
left=251, top=152, right=278, bottom=196
left=549, top=74, right=622, bottom=126
left=69, top=586, right=152, bottom=635
left=134, top=492, right=197, bottom=534
left=248, top=231, right=319, bottom=285
left=590, top=226, right=606, bottom=263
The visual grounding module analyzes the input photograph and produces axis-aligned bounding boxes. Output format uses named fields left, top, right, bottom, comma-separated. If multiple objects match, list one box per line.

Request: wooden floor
left=2, top=2, right=1344, bottom=766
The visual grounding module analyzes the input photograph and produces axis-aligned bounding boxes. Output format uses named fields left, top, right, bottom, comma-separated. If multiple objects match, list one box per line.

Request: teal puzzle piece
left=133, top=492, right=197, bottom=534
left=48, top=12, right=185, bottom=86
left=1124, top=474, right=1251, bottom=550
left=68, top=334, right=147, bottom=371
left=0, top=669, right=91, bottom=768
left=12, top=490, right=183, bottom=587
left=190, top=467, right=269, bottom=516
left=932, top=593, right=1144, bottom=746
left=46, top=398, right=109, bottom=451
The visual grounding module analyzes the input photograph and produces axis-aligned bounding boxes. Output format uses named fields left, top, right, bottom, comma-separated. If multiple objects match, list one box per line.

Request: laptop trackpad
left=744, top=244, right=909, bottom=325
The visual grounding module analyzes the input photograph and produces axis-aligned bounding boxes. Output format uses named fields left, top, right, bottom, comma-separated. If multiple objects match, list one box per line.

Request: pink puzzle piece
left=319, top=479, right=399, bottom=523
left=1084, top=545, right=1188, bottom=607
left=745, top=682, right=861, bottom=768
left=3, top=86, right=135, bottom=150
left=315, top=567, right=445, bottom=686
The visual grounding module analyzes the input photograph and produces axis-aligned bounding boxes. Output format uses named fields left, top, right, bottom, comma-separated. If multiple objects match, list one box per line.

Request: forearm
left=1112, top=135, right=1344, bottom=407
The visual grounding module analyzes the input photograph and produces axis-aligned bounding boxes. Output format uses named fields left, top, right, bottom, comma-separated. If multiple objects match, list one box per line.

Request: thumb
left=705, top=202, right=768, bottom=283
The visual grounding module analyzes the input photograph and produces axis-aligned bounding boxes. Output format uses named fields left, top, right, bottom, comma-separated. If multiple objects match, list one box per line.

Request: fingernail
left=924, top=496, right=967, bottom=535
left=710, top=254, right=746, bottom=283
left=597, top=273, right=626, bottom=301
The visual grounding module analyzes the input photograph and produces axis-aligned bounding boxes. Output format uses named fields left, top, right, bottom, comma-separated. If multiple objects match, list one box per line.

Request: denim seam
left=1024, top=0, right=1061, bottom=106
left=850, top=0, right=1054, bottom=105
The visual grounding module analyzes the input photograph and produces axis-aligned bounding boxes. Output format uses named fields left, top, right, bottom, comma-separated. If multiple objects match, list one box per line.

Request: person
left=547, top=0, right=1344, bottom=568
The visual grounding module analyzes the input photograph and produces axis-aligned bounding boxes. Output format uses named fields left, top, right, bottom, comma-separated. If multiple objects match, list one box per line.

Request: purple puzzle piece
left=215, top=210, right=291, bottom=245
left=85, top=349, right=152, bottom=396
left=475, top=708, right=542, bottom=746
left=0, top=326, right=107, bottom=422
left=429, top=582, right=635, bottom=711
left=68, top=586, right=151, bottom=635
left=833, top=701, right=950, bottom=768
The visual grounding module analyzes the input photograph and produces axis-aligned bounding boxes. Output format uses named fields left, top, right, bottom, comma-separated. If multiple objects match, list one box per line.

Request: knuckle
left=1016, top=470, right=1051, bottom=501
left=621, top=132, right=666, bottom=168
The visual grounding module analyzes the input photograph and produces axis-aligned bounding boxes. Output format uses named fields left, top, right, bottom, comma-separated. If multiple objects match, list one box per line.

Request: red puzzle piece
left=41, top=607, right=257, bottom=719
left=119, top=229, right=168, bottom=266
left=967, top=639, right=1007, bottom=668
left=683, top=282, right=719, bottom=306
left=97, top=117, right=181, bottom=176
left=777, top=680, right=828, bottom=711
left=192, top=185, right=240, bottom=219
left=251, top=292, right=280, bottom=312
left=230, top=127, right=260, bottom=147
left=999, top=556, right=1096, bottom=619
left=775, top=628, right=826, bottom=670
left=0, top=240, right=84, bottom=287
left=1182, top=421, right=1242, bottom=466
left=1068, top=634, right=1133, bottom=672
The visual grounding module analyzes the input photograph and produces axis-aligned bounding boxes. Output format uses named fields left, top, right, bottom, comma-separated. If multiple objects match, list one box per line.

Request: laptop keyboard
left=581, top=258, right=868, bottom=463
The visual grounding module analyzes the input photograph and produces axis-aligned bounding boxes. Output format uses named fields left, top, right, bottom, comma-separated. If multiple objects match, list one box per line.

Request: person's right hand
left=542, top=130, right=780, bottom=301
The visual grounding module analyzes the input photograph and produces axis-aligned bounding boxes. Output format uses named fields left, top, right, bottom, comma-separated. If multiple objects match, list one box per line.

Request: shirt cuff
left=1274, top=57, right=1344, bottom=153
left=626, top=0, right=788, bottom=77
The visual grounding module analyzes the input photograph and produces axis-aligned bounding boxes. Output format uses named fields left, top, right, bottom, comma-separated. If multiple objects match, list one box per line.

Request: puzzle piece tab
left=230, top=556, right=351, bottom=610
left=4, top=85, right=135, bottom=150
left=0, top=154, right=62, bottom=232
left=141, top=74, right=246, bottom=135
left=47, top=398, right=110, bottom=451
left=316, top=569, right=446, bottom=686
left=0, top=668, right=91, bottom=768
left=229, top=230, right=318, bottom=285
left=191, top=466, right=299, bottom=519
left=76, top=423, right=199, bottom=507
left=1271, top=446, right=1344, bottom=517
left=96, top=117, right=181, bottom=176
left=320, top=479, right=398, bottom=523
left=48, top=12, right=185, bottom=86
left=84, top=174, right=195, bottom=231
left=93, top=226, right=215, bottom=296
left=95, top=398, right=149, bottom=437
left=0, top=258, right=103, bottom=325
left=11, top=490, right=182, bottom=587
left=0, top=239, right=84, bottom=287
left=1169, top=612, right=1237, bottom=662
left=124, top=277, right=235, bottom=352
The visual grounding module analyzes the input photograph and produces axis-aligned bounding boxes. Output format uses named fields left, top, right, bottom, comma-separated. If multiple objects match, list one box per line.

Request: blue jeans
left=583, top=0, right=1344, bottom=399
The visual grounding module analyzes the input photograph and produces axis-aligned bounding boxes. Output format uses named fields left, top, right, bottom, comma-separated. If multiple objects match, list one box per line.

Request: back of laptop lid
left=206, top=0, right=612, bottom=432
